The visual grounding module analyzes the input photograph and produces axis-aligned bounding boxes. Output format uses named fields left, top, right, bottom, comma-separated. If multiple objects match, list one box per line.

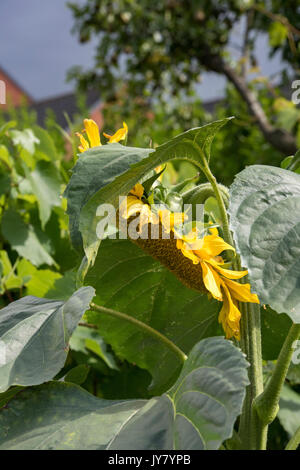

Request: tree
left=68, top=0, right=300, bottom=155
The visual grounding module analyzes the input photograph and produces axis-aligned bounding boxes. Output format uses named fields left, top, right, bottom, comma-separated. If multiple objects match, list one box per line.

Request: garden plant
left=0, top=114, right=299, bottom=451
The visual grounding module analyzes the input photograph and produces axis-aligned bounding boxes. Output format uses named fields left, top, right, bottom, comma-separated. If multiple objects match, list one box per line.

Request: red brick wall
left=0, top=69, right=32, bottom=108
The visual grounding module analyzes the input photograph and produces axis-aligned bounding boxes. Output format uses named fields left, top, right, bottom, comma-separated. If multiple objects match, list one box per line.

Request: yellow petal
left=139, top=204, right=158, bottom=231
left=158, top=209, right=186, bottom=233
left=130, top=183, right=144, bottom=199
left=201, top=261, right=223, bottom=301
left=119, top=196, right=144, bottom=219
left=193, top=234, right=235, bottom=259
left=208, top=259, right=248, bottom=280
left=103, top=122, right=128, bottom=143
left=222, top=278, right=260, bottom=304
left=176, top=239, right=200, bottom=264
left=218, top=283, right=241, bottom=340
left=76, top=132, right=89, bottom=153
left=84, top=119, right=101, bottom=147
left=208, top=222, right=218, bottom=235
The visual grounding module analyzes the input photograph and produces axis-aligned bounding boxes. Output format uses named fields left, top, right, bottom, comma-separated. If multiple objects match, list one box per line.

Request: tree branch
left=202, top=52, right=297, bottom=155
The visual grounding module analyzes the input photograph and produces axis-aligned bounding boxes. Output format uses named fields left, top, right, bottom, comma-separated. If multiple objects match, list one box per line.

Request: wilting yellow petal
left=201, top=261, right=223, bottom=301
left=103, top=121, right=128, bottom=143
left=76, top=132, right=89, bottom=153
left=130, top=183, right=144, bottom=199
left=218, top=283, right=241, bottom=340
left=193, top=234, right=235, bottom=260
left=84, top=119, right=101, bottom=147
left=208, top=259, right=248, bottom=280
left=222, top=278, right=260, bottom=304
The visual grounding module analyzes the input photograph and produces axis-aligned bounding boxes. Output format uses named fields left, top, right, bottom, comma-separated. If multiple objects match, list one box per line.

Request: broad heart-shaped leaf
left=0, top=337, right=249, bottom=450
left=64, top=144, right=153, bottom=252
left=86, top=238, right=222, bottom=394
left=229, top=165, right=300, bottom=322
left=73, top=118, right=232, bottom=266
left=0, top=286, right=95, bottom=392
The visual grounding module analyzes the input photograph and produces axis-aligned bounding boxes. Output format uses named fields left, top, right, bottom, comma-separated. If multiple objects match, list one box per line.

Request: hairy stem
left=254, top=323, right=300, bottom=427
left=90, top=302, right=187, bottom=364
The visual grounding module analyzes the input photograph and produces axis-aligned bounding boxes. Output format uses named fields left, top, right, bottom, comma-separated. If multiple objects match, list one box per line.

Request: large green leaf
left=86, top=238, right=221, bottom=394
left=0, top=337, right=248, bottom=450
left=229, top=165, right=300, bottom=322
left=69, top=118, right=231, bottom=265
left=0, top=286, right=95, bottom=392
left=64, top=144, right=153, bottom=252
left=1, top=209, right=57, bottom=267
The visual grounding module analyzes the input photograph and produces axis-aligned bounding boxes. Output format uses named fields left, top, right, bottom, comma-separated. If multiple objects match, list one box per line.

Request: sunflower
left=119, top=184, right=259, bottom=340
left=76, top=119, right=128, bottom=153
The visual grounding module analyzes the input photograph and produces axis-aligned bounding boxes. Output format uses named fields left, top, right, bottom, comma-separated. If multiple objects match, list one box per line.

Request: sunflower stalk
left=253, top=323, right=300, bottom=430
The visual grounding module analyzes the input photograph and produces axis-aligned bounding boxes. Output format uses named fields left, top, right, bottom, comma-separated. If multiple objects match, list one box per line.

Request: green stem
left=90, top=302, right=187, bottom=364
left=254, top=323, right=300, bottom=427
left=199, top=158, right=234, bottom=247
left=248, top=302, right=266, bottom=449
left=285, top=426, right=300, bottom=450
left=184, top=140, right=233, bottom=247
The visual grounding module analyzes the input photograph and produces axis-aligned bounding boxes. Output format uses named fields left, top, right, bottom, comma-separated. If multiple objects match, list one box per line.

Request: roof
left=30, top=88, right=101, bottom=128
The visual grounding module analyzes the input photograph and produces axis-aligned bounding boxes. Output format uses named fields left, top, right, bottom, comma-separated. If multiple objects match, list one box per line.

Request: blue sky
left=0, top=0, right=283, bottom=102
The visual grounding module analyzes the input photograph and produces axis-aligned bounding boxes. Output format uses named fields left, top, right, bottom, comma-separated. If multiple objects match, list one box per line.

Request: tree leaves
left=86, top=238, right=221, bottom=394
left=0, top=286, right=95, bottom=392
left=229, top=165, right=300, bottom=322
left=0, top=337, right=249, bottom=450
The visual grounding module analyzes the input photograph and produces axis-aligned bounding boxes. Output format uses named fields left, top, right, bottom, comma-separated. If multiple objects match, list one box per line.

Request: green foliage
left=0, top=287, right=94, bottom=392
left=229, top=165, right=300, bottom=321
left=278, top=385, right=300, bottom=437
left=74, top=118, right=231, bottom=266
left=67, top=1, right=300, bottom=101
left=0, top=122, right=78, bottom=304
left=86, top=238, right=221, bottom=394
left=0, top=337, right=248, bottom=450
left=0, top=113, right=299, bottom=450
